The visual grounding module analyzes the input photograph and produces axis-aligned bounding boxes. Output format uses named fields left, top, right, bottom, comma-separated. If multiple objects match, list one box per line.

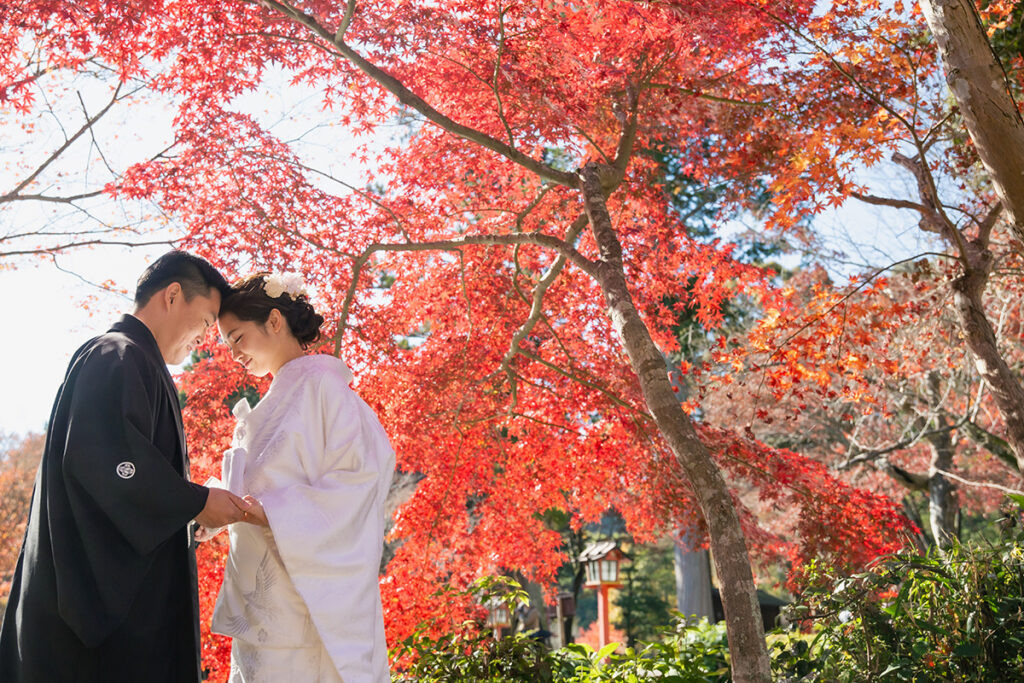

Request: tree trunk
left=901, top=495, right=932, bottom=553
left=925, top=432, right=959, bottom=548
left=952, top=262, right=1024, bottom=472
left=579, top=163, right=771, bottom=683
left=675, top=529, right=715, bottom=622
left=919, top=0, right=1024, bottom=239
left=923, top=374, right=959, bottom=548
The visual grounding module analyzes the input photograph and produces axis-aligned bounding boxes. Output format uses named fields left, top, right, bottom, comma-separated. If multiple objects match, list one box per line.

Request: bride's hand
left=241, top=496, right=270, bottom=527
left=194, top=525, right=221, bottom=543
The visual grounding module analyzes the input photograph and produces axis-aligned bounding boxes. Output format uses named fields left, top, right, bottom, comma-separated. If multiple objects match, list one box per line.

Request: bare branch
left=609, top=84, right=641, bottom=188
left=849, top=191, right=930, bottom=213
left=3, top=83, right=124, bottom=200
left=334, top=0, right=357, bottom=42
left=572, top=126, right=614, bottom=165
left=841, top=419, right=962, bottom=470
left=644, top=82, right=773, bottom=108
left=492, top=4, right=515, bottom=146
left=933, top=468, right=1024, bottom=497
left=0, top=190, right=105, bottom=205
left=976, top=201, right=1004, bottom=247
left=0, top=238, right=175, bottom=260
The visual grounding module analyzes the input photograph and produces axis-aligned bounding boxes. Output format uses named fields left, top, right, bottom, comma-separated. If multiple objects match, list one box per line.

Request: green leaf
left=953, top=642, right=982, bottom=657
left=596, top=642, right=620, bottom=661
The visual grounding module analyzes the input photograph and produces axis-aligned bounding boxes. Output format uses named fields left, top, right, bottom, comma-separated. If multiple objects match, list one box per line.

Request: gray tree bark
left=923, top=372, right=960, bottom=548
left=580, top=163, right=771, bottom=683
left=950, top=250, right=1024, bottom=472
left=925, top=430, right=959, bottom=548
left=919, top=0, right=1024, bottom=239
left=674, top=529, right=714, bottom=622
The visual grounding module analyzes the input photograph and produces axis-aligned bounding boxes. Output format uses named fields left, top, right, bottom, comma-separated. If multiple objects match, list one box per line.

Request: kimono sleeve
left=259, top=374, right=395, bottom=682
left=61, top=344, right=209, bottom=556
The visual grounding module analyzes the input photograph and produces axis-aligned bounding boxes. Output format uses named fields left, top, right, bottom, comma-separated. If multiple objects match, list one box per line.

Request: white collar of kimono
left=231, top=398, right=252, bottom=419
left=230, top=354, right=354, bottom=420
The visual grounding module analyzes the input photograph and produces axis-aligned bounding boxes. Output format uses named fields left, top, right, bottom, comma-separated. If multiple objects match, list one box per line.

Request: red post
left=597, top=584, right=611, bottom=648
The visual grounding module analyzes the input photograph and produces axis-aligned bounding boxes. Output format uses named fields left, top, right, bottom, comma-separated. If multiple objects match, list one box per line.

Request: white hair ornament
left=263, top=272, right=308, bottom=300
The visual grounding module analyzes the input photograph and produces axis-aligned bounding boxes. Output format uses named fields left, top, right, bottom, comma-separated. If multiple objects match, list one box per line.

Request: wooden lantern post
left=579, top=540, right=627, bottom=648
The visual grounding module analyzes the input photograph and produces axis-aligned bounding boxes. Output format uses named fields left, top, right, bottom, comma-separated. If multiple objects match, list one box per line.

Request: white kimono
left=211, top=354, right=395, bottom=683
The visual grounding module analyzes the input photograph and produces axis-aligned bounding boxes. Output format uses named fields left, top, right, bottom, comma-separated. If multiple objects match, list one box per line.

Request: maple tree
left=648, top=0, right=1024, bottom=563
left=706, top=256, right=1024, bottom=554
left=0, top=45, right=175, bottom=263
left=2, top=0, right=986, bottom=680
left=0, top=432, right=43, bottom=604
left=759, top=0, right=1024, bottom=479
left=919, top=0, right=1024, bottom=235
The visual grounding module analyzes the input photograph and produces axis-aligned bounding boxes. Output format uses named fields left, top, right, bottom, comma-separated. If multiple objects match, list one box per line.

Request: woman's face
left=218, top=311, right=282, bottom=378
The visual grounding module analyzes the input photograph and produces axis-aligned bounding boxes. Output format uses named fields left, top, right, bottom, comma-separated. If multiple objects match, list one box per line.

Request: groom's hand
left=193, top=525, right=222, bottom=543
left=195, top=488, right=251, bottom=529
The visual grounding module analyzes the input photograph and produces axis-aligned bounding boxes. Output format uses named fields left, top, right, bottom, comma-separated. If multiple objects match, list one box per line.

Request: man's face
left=164, top=285, right=221, bottom=365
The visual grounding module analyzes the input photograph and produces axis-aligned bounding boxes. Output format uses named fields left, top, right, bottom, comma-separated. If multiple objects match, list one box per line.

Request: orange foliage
left=1, top=0, right=964, bottom=675
left=0, top=433, right=43, bottom=604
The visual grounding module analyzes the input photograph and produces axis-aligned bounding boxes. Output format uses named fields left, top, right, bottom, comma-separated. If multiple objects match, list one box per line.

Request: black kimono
left=0, top=315, right=210, bottom=682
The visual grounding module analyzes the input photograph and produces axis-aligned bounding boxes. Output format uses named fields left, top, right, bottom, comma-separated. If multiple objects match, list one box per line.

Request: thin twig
left=934, top=468, right=1024, bottom=497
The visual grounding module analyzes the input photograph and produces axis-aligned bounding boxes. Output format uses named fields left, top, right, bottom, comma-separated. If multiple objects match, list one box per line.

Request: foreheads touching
left=132, top=250, right=231, bottom=364
left=134, top=250, right=231, bottom=310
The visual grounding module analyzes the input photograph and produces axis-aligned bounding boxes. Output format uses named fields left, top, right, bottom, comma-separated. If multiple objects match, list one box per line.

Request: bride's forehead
left=217, top=314, right=240, bottom=334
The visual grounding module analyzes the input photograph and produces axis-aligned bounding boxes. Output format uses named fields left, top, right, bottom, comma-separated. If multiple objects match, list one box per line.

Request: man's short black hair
left=134, top=250, right=231, bottom=308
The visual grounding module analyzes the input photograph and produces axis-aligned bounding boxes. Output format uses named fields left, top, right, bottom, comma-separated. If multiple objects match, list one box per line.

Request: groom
left=0, top=251, right=251, bottom=682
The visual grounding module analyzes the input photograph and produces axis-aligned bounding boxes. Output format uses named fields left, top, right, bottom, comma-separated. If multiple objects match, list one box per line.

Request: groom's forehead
left=194, top=289, right=221, bottom=314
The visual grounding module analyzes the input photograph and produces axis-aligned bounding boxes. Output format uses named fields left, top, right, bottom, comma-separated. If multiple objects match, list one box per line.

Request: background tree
left=919, top=0, right=1024, bottom=234
left=0, top=29, right=176, bottom=263
left=0, top=432, right=43, bottom=606
left=708, top=253, right=1024, bottom=555
left=0, top=1, right=946, bottom=680
left=751, top=0, right=1024, bottom=483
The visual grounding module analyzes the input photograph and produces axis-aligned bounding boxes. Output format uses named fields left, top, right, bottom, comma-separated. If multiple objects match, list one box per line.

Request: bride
left=197, top=272, right=395, bottom=682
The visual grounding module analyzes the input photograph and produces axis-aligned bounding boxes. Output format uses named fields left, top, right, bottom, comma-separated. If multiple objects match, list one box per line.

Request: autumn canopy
left=4, top=0, right=1024, bottom=680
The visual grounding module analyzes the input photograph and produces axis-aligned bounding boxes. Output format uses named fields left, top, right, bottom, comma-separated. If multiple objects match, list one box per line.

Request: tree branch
left=254, top=0, right=577, bottom=186
left=334, top=230, right=598, bottom=345
left=849, top=191, right=930, bottom=213
left=0, top=238, right=175, bottom=259
left=959, top=418, right=1018, bottom=472
left=933, top=468, right=1024, bottom=497
left=3, top=83, right=124, bottom=200
left=334, top=0, right=357, bottom=41
left=499, top=214, right=588, bottom=405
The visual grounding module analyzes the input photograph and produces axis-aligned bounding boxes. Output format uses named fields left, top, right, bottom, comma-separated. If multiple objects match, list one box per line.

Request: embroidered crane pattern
left=216, top=549, right=279, bottom=638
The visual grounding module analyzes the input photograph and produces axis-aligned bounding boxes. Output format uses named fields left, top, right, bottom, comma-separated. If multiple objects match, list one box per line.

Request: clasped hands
left=194, top=488, right=269, bottom=542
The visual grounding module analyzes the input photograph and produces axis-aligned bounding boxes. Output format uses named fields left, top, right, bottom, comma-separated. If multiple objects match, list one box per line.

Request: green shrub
left=549, top=617, right=730, bottom=682
left=391, top=576, right=554, bottom=682
left=774, top=533, right=1024, bottom=681
left=394, top=529, right=1024, bottom=682
left=392, top=584, right=731, bottom=683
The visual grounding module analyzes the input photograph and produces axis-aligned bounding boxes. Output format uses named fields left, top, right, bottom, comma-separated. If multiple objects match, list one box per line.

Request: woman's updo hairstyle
left=220, top=272, right=324, bottom=349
